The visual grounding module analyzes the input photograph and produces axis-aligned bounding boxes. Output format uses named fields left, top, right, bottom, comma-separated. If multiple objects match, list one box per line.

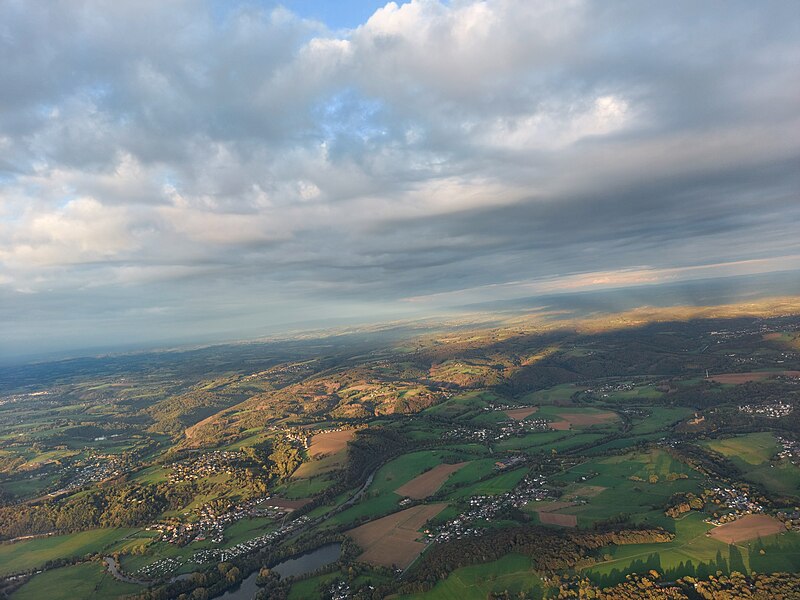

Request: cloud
left=0, top=0, right=799, bottom=355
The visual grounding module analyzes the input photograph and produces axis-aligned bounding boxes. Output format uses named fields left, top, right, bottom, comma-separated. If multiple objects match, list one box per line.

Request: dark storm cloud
left=1, top=0, right=799, bottom=355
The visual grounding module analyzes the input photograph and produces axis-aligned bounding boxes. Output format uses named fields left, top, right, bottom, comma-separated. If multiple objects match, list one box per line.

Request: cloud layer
left=1, top=0, right=799, bottom=356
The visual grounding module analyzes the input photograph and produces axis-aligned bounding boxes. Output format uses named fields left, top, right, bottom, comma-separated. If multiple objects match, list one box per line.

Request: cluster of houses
left=776, top=509, right=800, bottom=530
left=133, top=556, right=182, bottom=580
left=48, top=453, right=128, bottom=498
left=148, top=497, right=292, bottom=545
left=585, top=381, right=636, bottom=397
left=191, top=515, right=310, bottom=564
left=441, top=418, right=552, bottom=443
left=327, top=580, right=352, bottom=599
left=242, top=362, right=310, bottom=382
left=425, top=474, right=555, bottom=543
left=494, top=455, right=528, bottom=470
left=703, top=485, right=765, bottom=526
left=738, top=402, right=793, bottom=418
left=777, top=436, right=800, bottom=463
left=167, top=451, right=244, bottom=484
left=0, top=390, right=50, bottom=407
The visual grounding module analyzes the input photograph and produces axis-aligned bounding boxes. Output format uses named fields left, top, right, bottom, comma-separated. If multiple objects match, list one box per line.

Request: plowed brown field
left=709, top=514, right=784, bottom=543
left=709, top=371, right=800, bottom=384
left=307, top=429, right=355, bottom=458
left=348, top=503, right=447, bottom=569
left=505, top=407, right=539, bottom=420
left=538, top=512, right=577, bottom=527
left=395, top=462, right=468, bottom=499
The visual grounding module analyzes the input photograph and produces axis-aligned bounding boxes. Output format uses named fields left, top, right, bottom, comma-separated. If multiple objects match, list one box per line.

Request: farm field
left=324, top=450, right=464, bottom=527
left=702, top=432, right=800, bottom=499
left=703, top=432, right=779, bottom=465
left=535, top=406, right=619, bottom=430
left=347, top=503, right=448, bottom=569
left=399, top=553, right=543, bottom=600
left=504, top=407, right=538, bottom=420
left=709, top=371, right=800, bottom=384
left=547, top=449, right=702, bottom=526
left=584, top=513, right=800, bottom=586
left=395, top=462, right=469, bottom=499
left=708, top=514, right=785, bottom=543
left=0, top=528, right=135, bottom=577
left=10, top=561, right=141, bottom=600
left=307, top=428, right=356, bottom=458
left=521, top=384, right=583, bottom=405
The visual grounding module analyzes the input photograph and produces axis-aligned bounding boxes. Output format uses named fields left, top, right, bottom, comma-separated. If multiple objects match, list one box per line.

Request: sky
left=1, top=0, right=799, bottom=359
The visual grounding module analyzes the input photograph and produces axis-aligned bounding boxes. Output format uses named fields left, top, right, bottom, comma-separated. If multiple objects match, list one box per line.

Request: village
left=777, top=436, right=800, bottom=463
left=425, top=473, right=555, bottom=544
left=739, top=402, right=794, bottom=418
left=702, top=485, right=765, bottom=526
left=47, top=453, right=130, bottom=498
left=191, top=515, right=310, bottom=564
left=442, top=417, right=556, bottom=444
left=166, top=451, right=244, bottom=484
left=147, top=497, right=295, bottom=546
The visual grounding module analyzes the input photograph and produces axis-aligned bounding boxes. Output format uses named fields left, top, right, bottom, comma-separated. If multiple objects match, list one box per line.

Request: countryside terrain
left=2, top=299, right=800, bottom=599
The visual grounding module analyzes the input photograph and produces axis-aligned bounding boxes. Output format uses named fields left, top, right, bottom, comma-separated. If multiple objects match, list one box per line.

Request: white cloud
left=0, top=0, right=798, bottom=354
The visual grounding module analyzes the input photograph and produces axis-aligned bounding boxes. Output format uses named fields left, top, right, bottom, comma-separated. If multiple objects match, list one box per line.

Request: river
left=213, top=542, right=342, bottom=599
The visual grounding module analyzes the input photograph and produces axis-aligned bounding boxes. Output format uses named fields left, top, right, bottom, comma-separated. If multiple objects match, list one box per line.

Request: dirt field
left=709, top=371, right=800, bottom=384
left=307, top=428, right=356, bottom=458
left=505, top=407, right=539, bottom=420
left=530, top=501, right=575, bottom=512
left=569, top=485, right=607, bottom=497
left=557, top=411, right=618, bottom=427
left=395, top=462, right=468, bottom=499
left=538, top=511, right=578, bottom=527
left=348, top=504, right=447, bottom=569
left=550, top=420, right=571, bottom=430
left=708, top=514, right=785, bottom=543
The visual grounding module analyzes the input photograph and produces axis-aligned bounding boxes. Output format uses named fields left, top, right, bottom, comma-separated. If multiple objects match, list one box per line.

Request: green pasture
left=448, top=467, right=528, bottom=500
left=627, top=407, right=693, bottom=435
left=600, top=385, right=665, bottom=402
left=11, top=561, right=141, bottom=600
left=400, top=553, right=543, bottom=600
left=548, top=450, right=702, bottom=526
left=702, top=432, right=779, bottom=466
left=424, top=391, right=500, bottom=420
left=739, top=460, right=800, bottom=499
left=0, top=528, right=136, bottom=577
left=584, top=513, right=800, bottom=586
left=521, top=383, right=584, bottom=405
left=324, top=449, right=458, bottom=527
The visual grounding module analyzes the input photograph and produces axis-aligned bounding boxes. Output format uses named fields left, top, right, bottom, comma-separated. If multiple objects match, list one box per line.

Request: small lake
left=213, top=542, right=342, bottom=599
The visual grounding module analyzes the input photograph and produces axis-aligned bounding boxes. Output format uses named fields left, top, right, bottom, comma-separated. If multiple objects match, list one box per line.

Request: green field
left=547, top=450, right=702, bottom=526
left=448, top=467, right=528, bottom=500
left=627, top=407, right=693, bottom=435
left=399, top=553, right=543, bottom=599
left=0, top=528, right=135, bottom=577
left=324, top=449, right=456, bottom=526
left=11, top=561, right=141, bottom=600
left=424, top=391, right=500, bottom=420
left=521, top=383, right=583, bottom=405
left=584, top=513, right=800, bottom=585
left=738, top=460, right=800, bottom=499
left=131, top=465, right=168, bottom=485
left=701, top=433, right=800, bottom=498
left=601, top=385, right=665, bottom=402
left=703, top=432, right=779, bottom=465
